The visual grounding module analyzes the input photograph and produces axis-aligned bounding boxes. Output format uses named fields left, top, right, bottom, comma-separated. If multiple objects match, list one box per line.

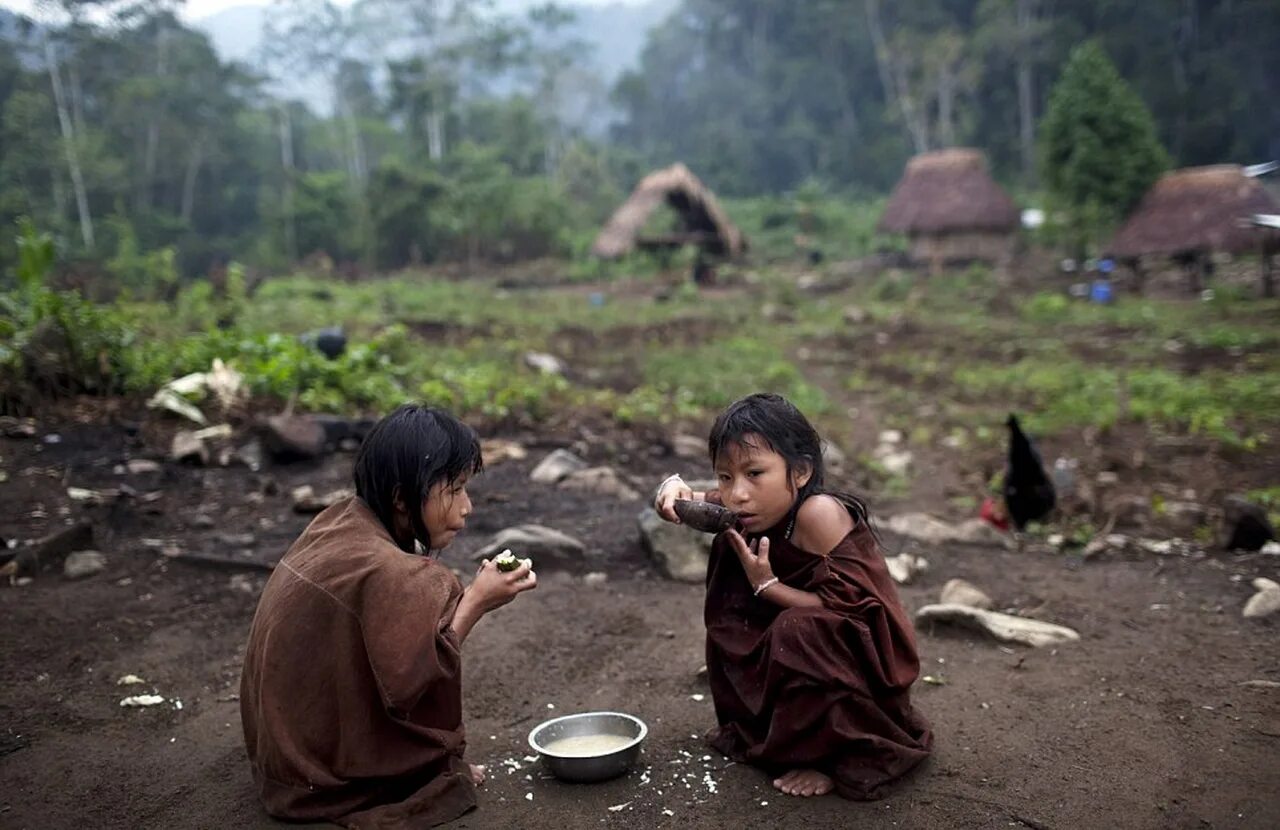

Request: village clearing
left=2, top=263, right=1278, bottom=829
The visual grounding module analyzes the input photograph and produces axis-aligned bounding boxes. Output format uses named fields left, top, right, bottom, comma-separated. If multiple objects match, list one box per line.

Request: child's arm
left=725, top=530, right=823, bottom=609
left=730, top=496, right=857, bottom=609
left=450, top=559, right=537, bottom=643
left=653, top=473, right=707, bottom=523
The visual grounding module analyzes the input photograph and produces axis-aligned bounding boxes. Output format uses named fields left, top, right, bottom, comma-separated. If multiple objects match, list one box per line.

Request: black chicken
left=300, top=326, right=347, bottom=359
left=1003, top=414, right=1056, bottom=530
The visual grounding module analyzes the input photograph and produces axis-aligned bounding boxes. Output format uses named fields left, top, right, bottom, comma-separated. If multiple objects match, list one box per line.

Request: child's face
left=421, top=475, right=473, bottom=550
left=714, top=435, right=810, bottom=534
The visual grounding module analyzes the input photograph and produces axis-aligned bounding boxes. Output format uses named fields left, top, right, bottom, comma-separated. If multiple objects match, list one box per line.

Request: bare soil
left=2, top=400, right=1278, bottom=830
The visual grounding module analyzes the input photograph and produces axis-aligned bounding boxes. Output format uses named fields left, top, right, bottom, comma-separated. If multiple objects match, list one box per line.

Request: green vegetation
left=1038, top=41, right=1170, bottom=255
left=4, top=214, right=1278, bottom=479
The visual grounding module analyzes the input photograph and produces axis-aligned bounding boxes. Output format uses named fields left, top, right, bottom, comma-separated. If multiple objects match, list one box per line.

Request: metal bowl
left=527, top=711, right=648, bottom=783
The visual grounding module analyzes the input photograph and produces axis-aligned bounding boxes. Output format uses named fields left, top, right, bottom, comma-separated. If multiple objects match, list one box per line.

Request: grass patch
left=952, top=357, right=1279, bottom=446
left=611, top=336, right=830, bottom=424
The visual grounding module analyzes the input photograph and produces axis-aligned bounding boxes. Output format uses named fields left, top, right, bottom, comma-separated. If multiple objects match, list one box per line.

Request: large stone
left=0, top=416, right=38, bottom=438
left=822, top=440, right=848, bottom=475
left=291, top=486, right=353, bottom=514
left=876, top=450, right=913, bottom=476
left=559, top=467, right=641, bottom=501
left=530, top=449, right=587, bottom=484
left=170, top=430, right=208, bottom=465
left=63, top=550, right=107, bottom=580
left=940, top=578, right=994, bottom=610
left=472, top=525, right=588, bottom=570
left=885, top=552, right=929, bottom=585
left=259, top=415, right=327, bottom=463
left=1163, top=501, right=1209, bottom=535
left=1243, top=578, right=1280, bottom=619
left=481, top=438, right=527, bottom=466
left=637, top=507, right=713, bottom=583
left=915, top=604, right=1080, bottom=648
left=951, top=519, right=1009, bottom=545
left=671, top=434, right=706, bottom=461
left=885, top=513, right=1006, bottom=546
left=524, top=352, right=566, bottom=376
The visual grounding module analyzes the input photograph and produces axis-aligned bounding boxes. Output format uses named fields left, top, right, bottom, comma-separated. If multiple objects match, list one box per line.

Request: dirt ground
left=2, top=408, right=1278, bottom=830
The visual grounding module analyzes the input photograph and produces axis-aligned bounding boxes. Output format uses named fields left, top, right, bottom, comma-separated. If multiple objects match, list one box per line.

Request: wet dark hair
left=353, top=403, right=483, bottom=553
left=708, top=392, right=871, bottom=528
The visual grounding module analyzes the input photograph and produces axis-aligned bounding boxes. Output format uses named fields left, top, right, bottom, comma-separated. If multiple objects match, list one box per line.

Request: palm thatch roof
left=878, top=148, right=1019, bottom=235
left=591, top=163, right=746, bottom=259
left=1107, top=165, right=1280, bottom=257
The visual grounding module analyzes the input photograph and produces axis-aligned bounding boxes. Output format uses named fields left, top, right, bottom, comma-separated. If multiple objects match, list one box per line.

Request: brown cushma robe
left=703, top=494, right=933, bottom=799
left=241, top=496, right=477, bottom=828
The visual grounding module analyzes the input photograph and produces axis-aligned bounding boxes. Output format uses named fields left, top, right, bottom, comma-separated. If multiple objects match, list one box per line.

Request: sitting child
left=241, top=403, right=536, bottom=827
left=654, top=392, right=932, bottom=799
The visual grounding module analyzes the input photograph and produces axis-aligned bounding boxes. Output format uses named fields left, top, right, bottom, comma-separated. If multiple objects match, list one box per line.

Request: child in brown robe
left=241, top=403, right=537, bottom=828
left=655, top=393, right=932, bottom=800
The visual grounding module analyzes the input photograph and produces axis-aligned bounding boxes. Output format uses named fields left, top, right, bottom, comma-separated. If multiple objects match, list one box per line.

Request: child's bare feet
left=469, top=764, right=486, bottom=786
left=772, top=769, right=833, bottom=796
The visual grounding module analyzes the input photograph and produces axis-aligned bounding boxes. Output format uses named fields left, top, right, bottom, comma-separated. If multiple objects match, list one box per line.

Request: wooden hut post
left=1123, top=257, right=1145, bottom=296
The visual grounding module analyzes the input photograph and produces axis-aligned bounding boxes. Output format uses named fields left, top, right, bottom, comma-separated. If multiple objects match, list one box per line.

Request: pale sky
left=1, top=0, right=634, bottom=24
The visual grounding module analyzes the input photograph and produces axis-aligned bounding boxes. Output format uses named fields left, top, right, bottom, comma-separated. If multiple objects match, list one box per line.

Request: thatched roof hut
left=878, top=148, right=1019, bottom=236
left=591, top=163, right=746, bottom=260
left=1106, top=165, right=1280, bottom=258
left=877, top=148, right=1019, bottom=267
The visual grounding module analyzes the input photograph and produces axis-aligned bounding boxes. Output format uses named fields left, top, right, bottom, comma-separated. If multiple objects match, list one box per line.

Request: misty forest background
left=0, top=0, right=1278, bottom=283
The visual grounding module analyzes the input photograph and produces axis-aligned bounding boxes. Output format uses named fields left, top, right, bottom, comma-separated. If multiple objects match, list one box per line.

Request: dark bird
left=301, top=326, right=347, bottom=359
left=1003, top=414, right=1056, bottom=530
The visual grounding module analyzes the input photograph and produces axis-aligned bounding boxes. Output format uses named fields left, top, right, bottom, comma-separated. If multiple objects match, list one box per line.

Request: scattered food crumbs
left=546, top=703, right=555, bottom=709
left=921, top=675, right=947, bottom=686
left=607, top=802, right=632, bottom=812
left=761, top=800, right=769, bottom=806
left=690, top=694, right=705, bottom=701
left=120, top=695, right=165, bottom=707
left=662, top=809, right=674, bottom=816
left=116, top=675, right=145, bottom=686
left=526, top=793, right=533, bottom=801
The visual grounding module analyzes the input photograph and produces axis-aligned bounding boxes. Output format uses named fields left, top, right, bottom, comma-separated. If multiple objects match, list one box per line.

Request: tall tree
left=1039, top=41, right=1169, bottom=253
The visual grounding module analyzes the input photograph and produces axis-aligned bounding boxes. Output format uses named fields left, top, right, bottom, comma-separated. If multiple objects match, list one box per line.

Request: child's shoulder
left=792, top=494, right=856, bottom=554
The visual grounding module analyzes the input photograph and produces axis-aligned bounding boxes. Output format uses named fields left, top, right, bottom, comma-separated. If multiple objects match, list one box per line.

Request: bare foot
left=772, top=769, right=833, bottom=797
left=469, top=763, right=486, bottom=786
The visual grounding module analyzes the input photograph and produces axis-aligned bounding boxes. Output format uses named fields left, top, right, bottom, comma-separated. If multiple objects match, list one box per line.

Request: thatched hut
left=1105, top=165, right=1280, bottom=294
left=877, top=148, right=1019, bottom=268
left=591, top=163, right=746, bottom=262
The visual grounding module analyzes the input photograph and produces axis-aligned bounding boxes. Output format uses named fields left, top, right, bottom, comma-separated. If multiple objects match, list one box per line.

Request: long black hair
left=353, top=403, right=483, bottom=553
left=707, top=392, right=871, bottom=529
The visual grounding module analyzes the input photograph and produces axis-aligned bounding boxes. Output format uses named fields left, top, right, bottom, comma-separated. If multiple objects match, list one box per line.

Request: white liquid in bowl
left=541, top=733, right=635, bottom=757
